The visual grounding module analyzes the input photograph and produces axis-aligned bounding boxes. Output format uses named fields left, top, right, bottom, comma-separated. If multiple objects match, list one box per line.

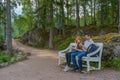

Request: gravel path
left=0, top=40, right=119, bottom=80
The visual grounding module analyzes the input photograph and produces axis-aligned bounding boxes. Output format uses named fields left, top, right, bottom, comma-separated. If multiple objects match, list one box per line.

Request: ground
left=0, top=40, right=119, bottom=80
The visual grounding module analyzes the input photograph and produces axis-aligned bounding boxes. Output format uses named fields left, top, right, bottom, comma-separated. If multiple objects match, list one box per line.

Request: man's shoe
left=64, top=65, right=70, bottom=72
left=71, top=68, right=79, bottom=72
left=78, top=69, right=87, bottom=73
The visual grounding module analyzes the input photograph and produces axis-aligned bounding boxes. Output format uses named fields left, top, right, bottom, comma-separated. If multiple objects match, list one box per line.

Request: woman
left=64, top=36, right=83, bottom=72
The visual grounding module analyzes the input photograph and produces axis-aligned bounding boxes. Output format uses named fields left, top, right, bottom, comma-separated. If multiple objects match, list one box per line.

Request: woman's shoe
left=64, top=65, right=70, bottom=72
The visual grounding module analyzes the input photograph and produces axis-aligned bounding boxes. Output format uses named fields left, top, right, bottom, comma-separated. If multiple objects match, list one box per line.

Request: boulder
left=93, top=33, right=120, bottom=61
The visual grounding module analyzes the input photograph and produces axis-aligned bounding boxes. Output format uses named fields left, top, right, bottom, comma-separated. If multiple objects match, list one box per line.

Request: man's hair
left=84, top=32, right=92, bottom=37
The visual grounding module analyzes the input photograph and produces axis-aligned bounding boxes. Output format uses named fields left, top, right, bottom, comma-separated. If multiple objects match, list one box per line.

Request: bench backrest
left=69, top=42, right=103, bottom=57
left=94, top=43, right=103, bottom=58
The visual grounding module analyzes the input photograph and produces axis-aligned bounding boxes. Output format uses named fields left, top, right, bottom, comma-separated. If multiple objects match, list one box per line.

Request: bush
left=28, top=41, right=45, bottom=48
left=0, top=52, right=11, bottom=62
left=102, top=58, right=120, bottom=71
left=53, top=35, right=64, bottom=49
left=58, top=37, right=75, bottom=50
left=111, top=58, right=120, bottom=70
left=1, top=55, right=11, bottom=62
left=0, top=35, right=5, bottom=42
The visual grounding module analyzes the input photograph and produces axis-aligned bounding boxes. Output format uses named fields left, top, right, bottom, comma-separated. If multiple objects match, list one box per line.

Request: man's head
left=84, top=32, right=92, bottom=40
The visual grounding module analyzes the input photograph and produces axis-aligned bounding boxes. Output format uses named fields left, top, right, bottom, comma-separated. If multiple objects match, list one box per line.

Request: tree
left=90, top=0, right=93, bottom=24
left=83, top=0, right=87, bottom=26
left=93, top=0, right=96, bottom=24
left=60, top=0, right=65, bottom=35
left=6, top=0, right=12, bottom=54
left=76, top=0, right=80, bottom=28
left=49, top=0, right=54, bottom=49
left=118, top=0, right=120, bottom=33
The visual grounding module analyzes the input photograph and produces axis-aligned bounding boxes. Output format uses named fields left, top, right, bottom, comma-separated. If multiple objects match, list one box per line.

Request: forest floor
left=0, top=40, right=119, bottom=80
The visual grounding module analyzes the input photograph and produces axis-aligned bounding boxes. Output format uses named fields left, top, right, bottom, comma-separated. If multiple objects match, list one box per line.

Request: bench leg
left=98, top=61, right=101, bottom=70
left=58, top=56, right=61, bottom=65
left=87, top=61, right=90, bottom=72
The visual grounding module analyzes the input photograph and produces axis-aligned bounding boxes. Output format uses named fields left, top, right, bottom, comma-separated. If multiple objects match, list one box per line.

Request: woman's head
left=75, top=36, right=82, bottom=43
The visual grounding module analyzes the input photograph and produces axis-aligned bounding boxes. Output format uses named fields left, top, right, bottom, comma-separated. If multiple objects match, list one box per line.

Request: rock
left=10, top=57, right=16, bottom=63
left=16, top=55, right=22, bottom=61
left=26, top=52, right=31, bottom=56
left=0, top=62, right=9, bottom=67
left=93, top=33, right=120, bottom=61
left=102, top=44, right=120, bottom=61
left=12, top=48, right=24, bottom=55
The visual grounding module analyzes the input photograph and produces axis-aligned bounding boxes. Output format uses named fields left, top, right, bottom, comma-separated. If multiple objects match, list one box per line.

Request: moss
left=93, top=33, right=120, bottom=43
left=58, top=37, right=75, bottom=50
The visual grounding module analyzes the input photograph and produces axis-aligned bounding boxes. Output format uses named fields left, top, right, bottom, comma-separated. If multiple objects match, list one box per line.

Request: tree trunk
left=93, top=0, right=96, bottom=25
left=91, top=0, right=93, bottom=24
left=66, top=0, right=69, bottom=25
left=118, top=0, right=120, bottom=33
left=6, top=0, right=12, bottom=54
left=49, top=0, right=54, bottom=49
left=100, top=1, right=103, bottom=24
left=60, top=0, right=65, bottom=35
left=83, top=0, right=87, bottom=26
left=76, top=0, right=80, bottom=28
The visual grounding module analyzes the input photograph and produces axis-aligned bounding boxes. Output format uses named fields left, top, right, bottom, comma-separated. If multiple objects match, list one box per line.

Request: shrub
left=58, top=37, right=75, bottom=50
left=28, top=41, right=45, bottom=48
left=0, top=35, right=5, bottom=42
left=0, top=60, right=3, bottom=64
left=2, top=55, right=11, bottom=62
left=111, top=58, right=120, bottom=70
left=53, top=35, right=64, bottom=49
left=102, top=58, right=120, bottom=71
left=0, top=52, right=11, bottom=63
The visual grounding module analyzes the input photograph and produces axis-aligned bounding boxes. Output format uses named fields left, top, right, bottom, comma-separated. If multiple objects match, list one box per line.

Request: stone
left=10, top=57, right=16, bottom=63
left=93, top=33, right=120, bottom=61
left=26, top=52, right=31, bottom=56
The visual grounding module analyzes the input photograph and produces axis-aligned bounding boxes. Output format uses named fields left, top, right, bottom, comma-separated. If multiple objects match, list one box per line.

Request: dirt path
left=0, top=40, right=119, bottom=80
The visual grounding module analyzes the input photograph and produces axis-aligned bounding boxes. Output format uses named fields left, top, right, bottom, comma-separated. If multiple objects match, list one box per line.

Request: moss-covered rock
left=93, top=33, right=120, bottom=61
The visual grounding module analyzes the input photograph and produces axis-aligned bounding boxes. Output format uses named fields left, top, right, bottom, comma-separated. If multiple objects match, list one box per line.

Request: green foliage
left=0, top=52, right=11, bottom=62
left=53, top=35, right=75, bottom=50
left=33, top=41, right=45, bottom=48
left=53, top=35, right=63, bottom=46
left=102, top=58, right=120, bottom=71
left=28, top=41, right=45, bottom=48
left=0, top=51, right=28, bottom=64
left=0, top=35, right=5, bottom=42
left=58, top=37, right=75, bottom=50
left=111, top=58, right=120, bottom=70
left=1, top=55, right=11, bottom=62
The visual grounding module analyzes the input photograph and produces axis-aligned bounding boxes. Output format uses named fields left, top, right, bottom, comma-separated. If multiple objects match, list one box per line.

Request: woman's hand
left=79, top=43, right=83, bottom=47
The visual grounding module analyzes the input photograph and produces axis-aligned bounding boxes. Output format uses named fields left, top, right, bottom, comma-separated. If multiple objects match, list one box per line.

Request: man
left=71, top=33, right=94, bottom=71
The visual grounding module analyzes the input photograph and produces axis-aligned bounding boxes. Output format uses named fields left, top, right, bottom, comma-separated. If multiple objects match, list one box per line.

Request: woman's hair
left=75, top=36, right=82, bottom=43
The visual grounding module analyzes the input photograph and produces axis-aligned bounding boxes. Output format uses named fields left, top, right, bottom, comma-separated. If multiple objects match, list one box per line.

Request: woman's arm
left=79, top=43, right=87, bottom=50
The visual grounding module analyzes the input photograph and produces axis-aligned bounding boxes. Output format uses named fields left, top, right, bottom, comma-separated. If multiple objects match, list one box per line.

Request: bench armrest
left=87, top=47, right=101, bottom=57
left=59, top=46, right=71, bottom=53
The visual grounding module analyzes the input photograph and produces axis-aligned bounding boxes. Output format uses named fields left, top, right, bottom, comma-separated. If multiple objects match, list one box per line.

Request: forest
left=0, top=0, right=120, bottom=52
